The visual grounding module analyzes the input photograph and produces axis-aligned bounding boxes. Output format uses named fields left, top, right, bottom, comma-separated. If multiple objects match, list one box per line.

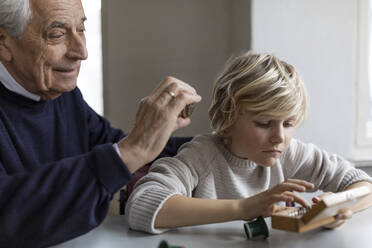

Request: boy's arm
left=155, top=179, right=314, bottom=228
left=154, top=195, right=241, bottom=228
left=346, top=181, right=372, bottom=212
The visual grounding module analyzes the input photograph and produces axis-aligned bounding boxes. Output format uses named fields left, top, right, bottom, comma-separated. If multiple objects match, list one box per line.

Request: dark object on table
left=158, top=239, right=184, bottom=248
left=244, top=216, right=269, bottom=239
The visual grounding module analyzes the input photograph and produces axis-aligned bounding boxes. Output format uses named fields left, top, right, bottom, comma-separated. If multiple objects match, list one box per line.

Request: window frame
left=354, top=0, right=372, bottom=161
left=77, top=0, right=103, bottom=115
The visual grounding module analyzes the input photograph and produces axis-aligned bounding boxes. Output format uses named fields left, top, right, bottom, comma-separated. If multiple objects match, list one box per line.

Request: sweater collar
left=213, top=134, right=257, bottom=168
left=0, top=61, right=41, bottom=102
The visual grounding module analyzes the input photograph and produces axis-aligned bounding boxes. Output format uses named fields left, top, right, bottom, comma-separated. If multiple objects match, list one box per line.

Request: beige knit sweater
left=125, top=133, right=371, bottom=233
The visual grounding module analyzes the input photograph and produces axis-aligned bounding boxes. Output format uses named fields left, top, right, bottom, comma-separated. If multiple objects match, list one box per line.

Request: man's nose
left=66, top=32, right=88, bottom=61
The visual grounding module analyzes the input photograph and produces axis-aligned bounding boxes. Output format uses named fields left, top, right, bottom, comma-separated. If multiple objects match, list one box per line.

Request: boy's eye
left=254, top=121, right=271, bottom=128
left=284, top=121, right=294, bottom=127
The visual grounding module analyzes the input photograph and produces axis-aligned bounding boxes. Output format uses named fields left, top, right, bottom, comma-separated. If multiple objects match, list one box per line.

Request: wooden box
left=271, top=186, right=370, bottom=232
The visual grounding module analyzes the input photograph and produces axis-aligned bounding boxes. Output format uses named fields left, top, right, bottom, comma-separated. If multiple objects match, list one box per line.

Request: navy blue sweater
left=0, top=83, right=190, bottom=247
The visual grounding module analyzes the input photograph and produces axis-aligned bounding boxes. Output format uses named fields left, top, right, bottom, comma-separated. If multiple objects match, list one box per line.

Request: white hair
left=0, top=0, right=31, bottom=39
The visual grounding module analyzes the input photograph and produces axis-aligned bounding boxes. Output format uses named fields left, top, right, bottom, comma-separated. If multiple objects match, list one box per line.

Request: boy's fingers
left=312, top=192, right=333, bottom=203
left=283, top=191, right=311, bottom=209
left=336, top=208, right=353, bottom=219
left=276, top=183, right=307, bottom=193
left=285, top=179, right=315, bottom=189
left=323, top=219, right=346, bottom=229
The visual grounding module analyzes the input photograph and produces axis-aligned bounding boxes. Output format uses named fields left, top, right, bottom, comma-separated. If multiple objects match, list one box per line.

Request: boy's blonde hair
left=209, top=51, right=308, bottom=136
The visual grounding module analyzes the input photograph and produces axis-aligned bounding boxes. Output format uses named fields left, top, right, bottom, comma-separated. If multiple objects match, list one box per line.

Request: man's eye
left=78, top=24, right=86, bottom=33
left=48, top=32, right=64, bottom=39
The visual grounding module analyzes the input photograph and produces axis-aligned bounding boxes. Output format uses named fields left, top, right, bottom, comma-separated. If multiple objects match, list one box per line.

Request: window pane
left=368, top=1, right=372, bottom=138
left=78, top=0, right=103, bottom=115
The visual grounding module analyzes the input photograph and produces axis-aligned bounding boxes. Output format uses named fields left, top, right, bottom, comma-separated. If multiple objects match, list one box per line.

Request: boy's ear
left=0, top=27, right=12, bottom=62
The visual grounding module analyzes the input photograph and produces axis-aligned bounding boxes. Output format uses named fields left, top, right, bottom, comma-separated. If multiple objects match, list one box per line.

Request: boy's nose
left=270, top=126, right=284, bottom=144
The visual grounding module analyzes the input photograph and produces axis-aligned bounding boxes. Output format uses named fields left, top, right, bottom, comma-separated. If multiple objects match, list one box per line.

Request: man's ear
left=0, top=27, right=12, bottom=62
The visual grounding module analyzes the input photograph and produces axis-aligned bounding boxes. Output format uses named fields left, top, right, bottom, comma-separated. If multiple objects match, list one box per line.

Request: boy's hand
left=238, top=179, right=314, bottom=220
left=312, top=192, right=353, bottom=229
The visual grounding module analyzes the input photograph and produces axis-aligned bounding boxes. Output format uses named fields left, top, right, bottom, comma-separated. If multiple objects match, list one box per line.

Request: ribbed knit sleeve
left=0, top=143, right=132, bottom=247
left=126, top=135, right=211, bottom=234
left=0, top=87, right=135, bottom=247
left=281, top=139, right=372, bottom=192
left=127, top=188, right=177, bottom=233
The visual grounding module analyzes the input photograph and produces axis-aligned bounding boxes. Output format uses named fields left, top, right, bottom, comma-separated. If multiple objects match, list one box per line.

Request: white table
left=54, top=207, right=372, bottom=248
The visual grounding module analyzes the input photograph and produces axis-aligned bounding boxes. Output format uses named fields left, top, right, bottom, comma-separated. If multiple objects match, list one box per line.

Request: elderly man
left=0, top=0, right=201, bottom=247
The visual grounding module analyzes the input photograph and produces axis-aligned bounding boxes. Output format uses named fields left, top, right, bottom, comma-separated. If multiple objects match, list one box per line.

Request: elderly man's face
left=3, top=0, right=88, bottom=100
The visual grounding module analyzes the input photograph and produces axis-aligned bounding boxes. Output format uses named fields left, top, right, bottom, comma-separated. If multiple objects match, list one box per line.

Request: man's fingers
left=169, top=90, right=201, bottom=119
left=149, top=76, right=202, bottom=122
left=176, top=117, right=191, bottom=129
left=150, top=76, right=179, bottom=98
left=151, top=76, right=197, bottom=102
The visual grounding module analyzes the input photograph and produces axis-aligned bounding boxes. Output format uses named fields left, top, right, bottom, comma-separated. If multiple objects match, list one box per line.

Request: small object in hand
left=179, top=103, right=195, bottom=118
left=158, top=240, right=184, bottom=248
left=244, top=216, right=269, bottom=239
left=167, top=91, right=176, bottom=98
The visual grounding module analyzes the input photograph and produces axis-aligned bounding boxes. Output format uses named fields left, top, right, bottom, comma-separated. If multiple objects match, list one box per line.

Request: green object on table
left=244, top=216, right=269, bottom=239
left=158, top=240, right=184, bottom=248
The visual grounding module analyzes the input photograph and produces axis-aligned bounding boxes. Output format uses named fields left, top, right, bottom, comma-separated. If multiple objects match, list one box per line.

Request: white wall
left=251, top=0, right=356, bottom=157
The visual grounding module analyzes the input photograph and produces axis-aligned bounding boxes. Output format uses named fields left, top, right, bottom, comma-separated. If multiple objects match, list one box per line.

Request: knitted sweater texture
left=126, top=133, right=371, bottom=233
left=0, top=82, right=189, bottom=247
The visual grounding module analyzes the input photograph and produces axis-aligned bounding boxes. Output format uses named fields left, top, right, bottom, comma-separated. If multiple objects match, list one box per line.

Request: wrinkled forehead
left=30, top=0, right=85, bottom=27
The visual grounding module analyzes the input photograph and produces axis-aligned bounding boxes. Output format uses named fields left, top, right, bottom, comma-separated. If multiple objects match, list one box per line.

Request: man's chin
left=40, top=85, right=77, bottom=100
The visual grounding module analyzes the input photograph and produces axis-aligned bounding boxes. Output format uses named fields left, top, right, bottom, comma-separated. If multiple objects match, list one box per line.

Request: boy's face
left=227, top=111, right=296, bottom=166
